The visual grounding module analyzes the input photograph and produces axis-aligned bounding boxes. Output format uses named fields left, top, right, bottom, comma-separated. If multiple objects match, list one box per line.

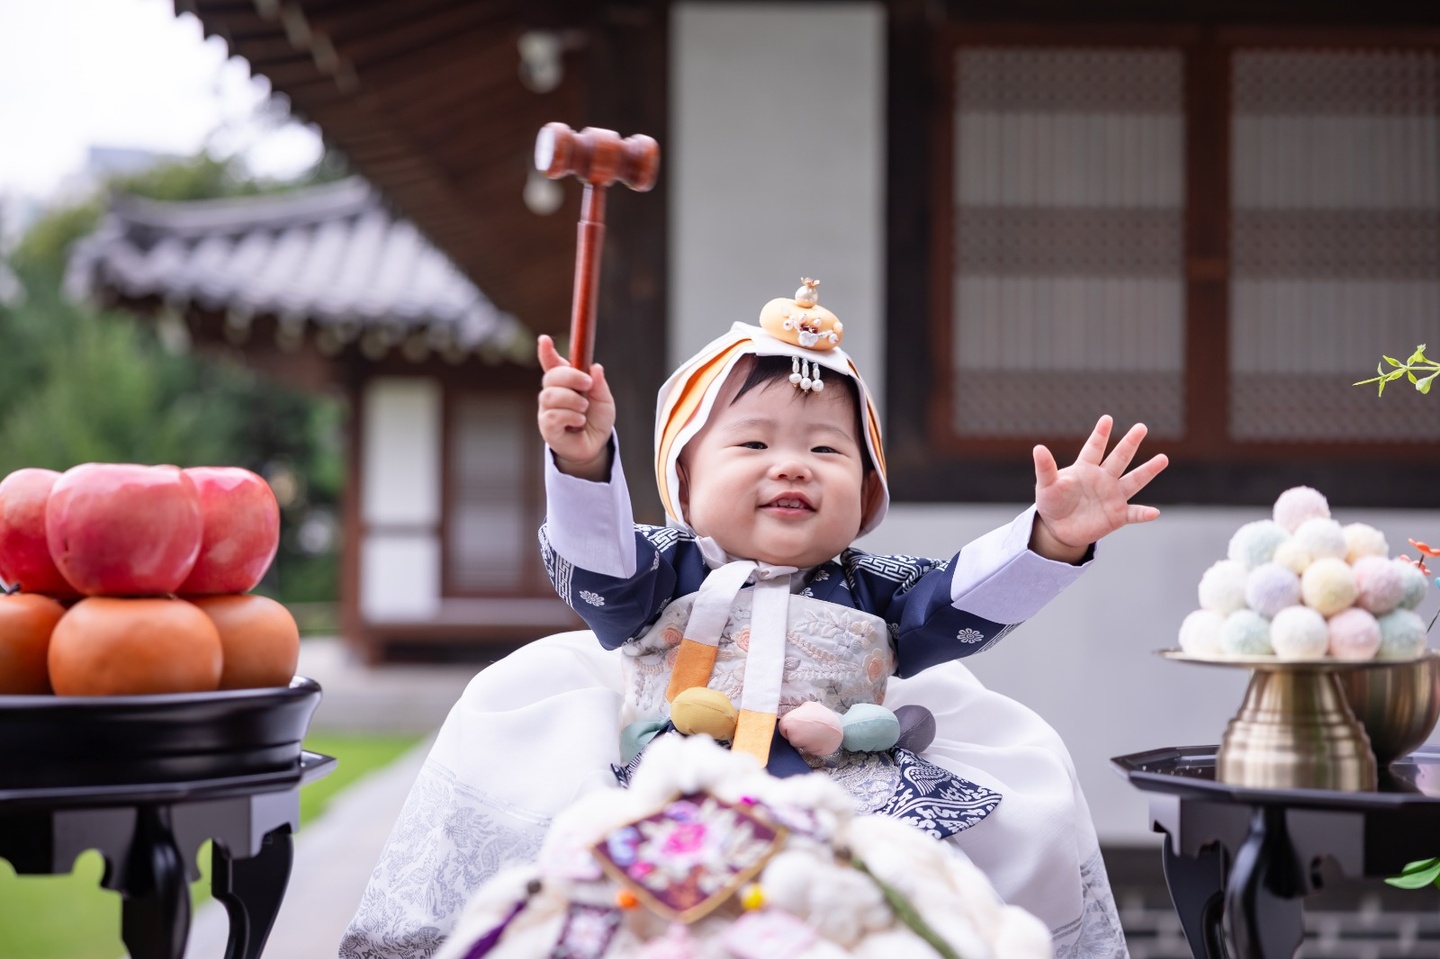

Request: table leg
left=1222, top=806, right=1305, bottom=959
left=1161, top=839, right=1228, bottom=959
left=212, top=824, right=295, bottom=959
left=119, top=806, right=190, bottom=959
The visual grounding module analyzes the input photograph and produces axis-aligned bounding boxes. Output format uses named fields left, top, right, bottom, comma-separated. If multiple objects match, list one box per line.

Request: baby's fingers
left=538, top=384, right=591, bottom=416
left=1032, top=443, right=1059, bottom=489
left=1127, top=503, right=1162, bottom=524
left=1120, top=452, right=1170, bottom=499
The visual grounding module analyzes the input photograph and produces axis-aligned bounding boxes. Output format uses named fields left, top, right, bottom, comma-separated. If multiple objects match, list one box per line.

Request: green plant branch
left=1355, top=344, right=1440, bottom=396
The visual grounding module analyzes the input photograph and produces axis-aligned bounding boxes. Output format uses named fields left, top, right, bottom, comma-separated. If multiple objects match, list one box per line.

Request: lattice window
left=446, top=392, right=544, bottom=594
left=1230, top=49, right=1440, bottom=442
left=950, top=48, right=1186, bottom=439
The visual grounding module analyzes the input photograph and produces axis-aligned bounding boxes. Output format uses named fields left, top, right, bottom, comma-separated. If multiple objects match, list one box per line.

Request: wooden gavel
left=535, top=122, right=660, bottom=369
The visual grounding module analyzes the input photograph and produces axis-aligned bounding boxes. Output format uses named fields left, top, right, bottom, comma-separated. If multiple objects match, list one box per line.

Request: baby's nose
left=770, top=458, right=812, bottom=481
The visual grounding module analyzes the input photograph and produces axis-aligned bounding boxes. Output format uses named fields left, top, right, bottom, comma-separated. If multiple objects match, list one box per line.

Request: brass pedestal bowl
left=1337, top=651, right=1440, bottom=766
left=1161, top=652, right=1436, bottom=793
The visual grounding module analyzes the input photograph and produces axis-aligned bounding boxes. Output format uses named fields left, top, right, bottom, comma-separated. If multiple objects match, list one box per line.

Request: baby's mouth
left=763, top=494, right=814, bottom=512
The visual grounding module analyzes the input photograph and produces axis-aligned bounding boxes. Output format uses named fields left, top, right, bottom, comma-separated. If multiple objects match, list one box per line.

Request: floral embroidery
left=812, top=569, right=830, bottom=582
left=579, top=590, right=605, bottom=607
left=662, top=624, right=683, bottom=647
left=957, top=627, right=985, bottom=644
left=734, top=627, right=750, bottom=652
left=864, top=649, right=887, bottom=684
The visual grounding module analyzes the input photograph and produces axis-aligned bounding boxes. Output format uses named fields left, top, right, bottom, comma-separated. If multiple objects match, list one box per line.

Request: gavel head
left=535, top=122, right=659, bottom=192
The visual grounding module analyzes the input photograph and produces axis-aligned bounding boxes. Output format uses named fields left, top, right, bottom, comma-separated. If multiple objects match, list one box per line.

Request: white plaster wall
left=359, top=377, right=442, bottom=619
left=359, top=534, right=441, bottom=620
left=863, top=504, right=1440, bottom=845
left=360, top=378, right=442, bottom=526
left=671, top=2, right=885, bottom=402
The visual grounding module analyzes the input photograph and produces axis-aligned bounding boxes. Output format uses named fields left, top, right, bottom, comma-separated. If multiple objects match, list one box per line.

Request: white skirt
left=338, top=631, right=1129, bottom=959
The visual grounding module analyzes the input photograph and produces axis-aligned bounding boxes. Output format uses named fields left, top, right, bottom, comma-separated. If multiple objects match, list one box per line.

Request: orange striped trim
left=732, top=709, right=776, bottom=766
left=665, top=638, right=720, bottom=703
left=655, top=340, right=752, bottom=523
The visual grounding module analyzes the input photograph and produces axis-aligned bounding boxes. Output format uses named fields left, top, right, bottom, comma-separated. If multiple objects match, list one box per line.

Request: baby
left=537, top=278, right=1167, bottom=802
left=339, top=280, right=1166, bottom=959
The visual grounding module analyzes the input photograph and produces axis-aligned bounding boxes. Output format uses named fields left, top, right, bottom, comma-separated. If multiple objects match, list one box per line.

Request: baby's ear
left=676, top=463, right=690, bottom=520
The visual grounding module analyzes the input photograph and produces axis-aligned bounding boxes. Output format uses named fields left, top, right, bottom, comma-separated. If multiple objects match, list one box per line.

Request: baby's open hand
left=536, top=334, right=616, bottom=481
left=1031, top=415, right=1169, bottom=563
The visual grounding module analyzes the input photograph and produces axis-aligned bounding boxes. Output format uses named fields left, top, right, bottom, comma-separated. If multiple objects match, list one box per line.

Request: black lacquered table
left=0, top=677, right=334, bottom=959
left=1113, top=744, right=1440, bottom=959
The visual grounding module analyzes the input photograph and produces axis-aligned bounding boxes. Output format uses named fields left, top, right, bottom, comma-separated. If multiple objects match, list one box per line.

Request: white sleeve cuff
left=948, top=505, right=1093, bottom=623
left=543, top=434, right=637, bottom=578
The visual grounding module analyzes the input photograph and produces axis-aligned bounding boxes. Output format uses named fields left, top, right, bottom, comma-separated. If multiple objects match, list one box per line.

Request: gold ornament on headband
left=758, top=277, right=844, bottom=393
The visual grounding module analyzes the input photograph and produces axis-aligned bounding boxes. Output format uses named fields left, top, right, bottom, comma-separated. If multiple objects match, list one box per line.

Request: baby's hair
left=729, top=355, right=872, bottom=472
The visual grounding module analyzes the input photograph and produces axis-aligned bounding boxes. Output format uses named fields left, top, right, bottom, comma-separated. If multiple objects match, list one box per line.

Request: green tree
left=0, top=152, right=348, bottom=605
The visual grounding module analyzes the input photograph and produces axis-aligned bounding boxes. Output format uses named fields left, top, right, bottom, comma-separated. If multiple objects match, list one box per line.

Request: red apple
left=0, top=468, right=78, bottom=597
left=46, top=464, right=203, bottom=597
left=177, top=467, right=281, bottom=595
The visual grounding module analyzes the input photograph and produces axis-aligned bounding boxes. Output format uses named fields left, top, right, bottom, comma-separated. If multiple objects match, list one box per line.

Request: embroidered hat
left=654, top=278, right=889, bottom=535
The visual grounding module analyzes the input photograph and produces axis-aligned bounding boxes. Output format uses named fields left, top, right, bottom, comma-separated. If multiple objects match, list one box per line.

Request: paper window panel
left=951, top=48, right=1186, bottom=439
left=1230, top=50, right=1440, bottom=442
left=447, top=393, right=533, bottom=592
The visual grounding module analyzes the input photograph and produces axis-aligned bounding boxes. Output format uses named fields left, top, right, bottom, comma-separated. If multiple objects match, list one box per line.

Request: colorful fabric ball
left=1301, top=557, right=1357, bottom=617
left=1376, top=608, right=1428, bottom=660
left=1353, top=555, right=1406, bottom=616
left=1292, top=517, right=1348, bottom=563
left=1327, top=607, right=1381, bottom=661
left=840, top=703, right=900, bottom=753
left=1245, top=563, right=1302, bottom=619
left=670, top=687, right=738, bottom=741
left=1396, top=559, right=1431, bottom=610
left=1221, top=609, right=1273, bottom=657
left=1178, top=609, right=1225, bottom=657
left=1343, top=523, right=1390, bottom=563
left=778, top=701, right=845, bottom=757
left=1273, top=485, right=1331, bottom=532
left=1271, top=538, right=1314, bottom=574
left=893, top=704, right=937, bottom=753
left=1270, top=606, right=1329, bottom=660
left=1227, top=520, right=1290, bottom=570
left=1199, top=559, right=1249, bottom=612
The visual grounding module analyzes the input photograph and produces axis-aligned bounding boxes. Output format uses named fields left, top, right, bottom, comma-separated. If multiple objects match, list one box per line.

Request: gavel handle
left=569, top=183, right=607, bottom=370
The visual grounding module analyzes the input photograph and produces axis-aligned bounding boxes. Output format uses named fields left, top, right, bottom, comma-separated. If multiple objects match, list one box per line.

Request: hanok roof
left=174, top=0, right=594, bottom=337
left=66, top=176, right=529, bottom=364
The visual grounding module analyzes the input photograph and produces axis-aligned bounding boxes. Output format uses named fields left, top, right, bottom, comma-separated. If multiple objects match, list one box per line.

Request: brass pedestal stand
left=1161, top=652, right=1438, bottom=793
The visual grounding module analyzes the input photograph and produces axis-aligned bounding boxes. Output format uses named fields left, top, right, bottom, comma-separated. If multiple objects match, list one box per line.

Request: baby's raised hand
left=536, top=334, right=616, bottom=481
left=1030, top=415, right=1169, bottom=563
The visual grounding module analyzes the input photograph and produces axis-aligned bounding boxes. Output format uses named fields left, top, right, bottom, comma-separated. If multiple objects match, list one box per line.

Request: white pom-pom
left=1227, top=520, right=1290, bottom=570
left=1343, top=523, right=1390, bottom=563
left=1270, top=606, right=1329, bottom=660
left=1179, top=609, right=1225, bottom=656
left=1245, top=563, right=1302, bottom=618
left=1199, top=559, right=1249, bottom=613
left=1292, top=517, right=1347, bottom=563
left=1273, top=485, right=1330, bottom=532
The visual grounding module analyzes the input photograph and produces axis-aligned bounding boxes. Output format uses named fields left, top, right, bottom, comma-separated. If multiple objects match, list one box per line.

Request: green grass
left=0, top=732, right=421, bottom=959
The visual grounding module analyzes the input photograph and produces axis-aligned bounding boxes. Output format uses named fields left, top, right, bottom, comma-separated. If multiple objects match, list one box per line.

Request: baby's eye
left=812, top=445, right=839, bottom=454
left=740, top=441, right=767, bottom=450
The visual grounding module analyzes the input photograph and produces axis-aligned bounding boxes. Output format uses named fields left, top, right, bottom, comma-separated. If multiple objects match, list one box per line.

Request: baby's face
left=679, top=375, right=867, bottom=569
